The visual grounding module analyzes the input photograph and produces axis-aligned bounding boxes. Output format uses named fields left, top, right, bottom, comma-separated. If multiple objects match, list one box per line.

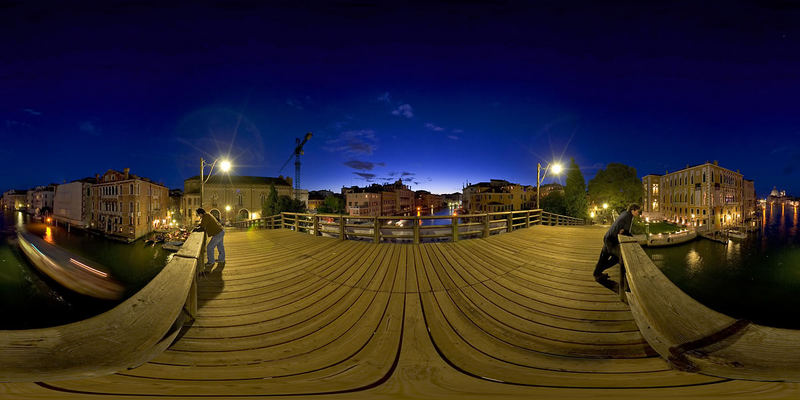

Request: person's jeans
left=206, top=230, right=225, bottom=264
left=593, top=241, right=620, bottom=276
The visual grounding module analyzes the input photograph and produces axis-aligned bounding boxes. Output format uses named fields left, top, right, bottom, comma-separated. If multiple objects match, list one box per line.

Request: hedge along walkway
left=2, top=226, right=798, bottom=399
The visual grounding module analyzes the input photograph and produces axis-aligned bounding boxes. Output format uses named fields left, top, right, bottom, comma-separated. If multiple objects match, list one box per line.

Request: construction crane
left=279, top=132, right=312, bottom=199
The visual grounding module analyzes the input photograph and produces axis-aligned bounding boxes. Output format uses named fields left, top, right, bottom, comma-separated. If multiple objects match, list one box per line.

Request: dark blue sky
left=2, top=1, right=799, bottom=197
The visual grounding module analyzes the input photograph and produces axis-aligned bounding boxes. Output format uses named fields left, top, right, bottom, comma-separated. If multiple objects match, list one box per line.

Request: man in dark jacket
left=593, top=204, right=641, bottom=282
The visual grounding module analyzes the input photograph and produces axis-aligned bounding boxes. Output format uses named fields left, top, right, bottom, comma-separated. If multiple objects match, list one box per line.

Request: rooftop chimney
left=124, top=168, right=130, bottom=179
left=714, top=160, right=719, bottom=166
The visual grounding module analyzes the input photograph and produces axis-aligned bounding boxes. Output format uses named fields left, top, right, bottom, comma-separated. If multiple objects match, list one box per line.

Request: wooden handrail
left=0, top=232, right=205, bottom=381
left=233, top=208, right=583, bottom=243
left=620, top=236, right=800, bottom=381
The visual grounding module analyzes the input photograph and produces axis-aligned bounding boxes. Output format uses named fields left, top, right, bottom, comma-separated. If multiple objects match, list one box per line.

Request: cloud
left=5, top=120, right=31, bottom=129
left=23, top=108, right=42, bottom=116
left=377, top=162, right=385, bottom=167
left=452, top=128, right=463, bottom=133
left=325, top=130, right=377, bottom=155
left=286, top=96, right=312, bottom=111
left=425, top=122, right=445, bottom=132
left=80, top=121, right=98, bottom=135
left=344, top=160, right=375, bottom=170
left=401, top=171, right=415, bottom=177
left=354, top=172, right=376, bottom=181
left=391, top=104, right=414, bottom=118
left=447, top=135, right=459, bottom=140
left=377, top=92, right=391, bottom=103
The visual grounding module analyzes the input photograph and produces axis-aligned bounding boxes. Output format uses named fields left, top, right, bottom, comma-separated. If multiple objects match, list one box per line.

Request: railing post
left=279, top=213, right=284, bottom=229
left=507, top=212, right=513, bottom=233
left=339, top=216, right=346, bottom=240
left=374, top=216, right=380, bottom=243
left=294, top=213, right=299, bottom=232
left=452, top=216, right=459, bottom=242
left=314, top=215, right=320, bottom=236
left=483, top=214, right=490, bottom=238
left=413, top=219, right=420, bottom=244
left=525, top=211, right=530, bottom=228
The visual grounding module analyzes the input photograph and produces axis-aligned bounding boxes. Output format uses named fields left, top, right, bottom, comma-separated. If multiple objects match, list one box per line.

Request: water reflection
left=1, top=210, right=169, bottom=329
left=645, top=204, right=800, bottom=329
left=685, top=249, right=702, bottom=275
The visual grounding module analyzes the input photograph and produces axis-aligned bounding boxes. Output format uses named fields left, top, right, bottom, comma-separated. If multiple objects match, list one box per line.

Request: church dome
left=770, top=187, right=781, bottom=197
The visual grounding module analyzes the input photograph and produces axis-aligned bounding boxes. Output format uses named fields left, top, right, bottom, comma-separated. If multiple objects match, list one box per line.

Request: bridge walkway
left=3, top=225, right=796, bottom=399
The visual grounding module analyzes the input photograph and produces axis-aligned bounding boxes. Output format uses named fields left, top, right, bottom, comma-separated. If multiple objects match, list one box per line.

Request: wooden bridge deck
left=3, top=225, right=798, bottom=399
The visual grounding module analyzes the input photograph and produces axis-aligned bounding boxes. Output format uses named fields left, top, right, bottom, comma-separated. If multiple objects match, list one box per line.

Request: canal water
left=645, top=203, right=800, bottom=329
left=0, top=210, right=169, bottom=329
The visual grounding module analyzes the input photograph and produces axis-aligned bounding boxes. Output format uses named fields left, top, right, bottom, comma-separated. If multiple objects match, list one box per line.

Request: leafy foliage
left=277, top=195, right=306, bottom=213
left=564, top=158, right=588, bottom=219
left=587, top=163, right=642, bottom=212
left=262, top=184, right=279, bottom=217
left=540, top=190, right=566, bottom=215
left=317, top=196, right=345, bottom=214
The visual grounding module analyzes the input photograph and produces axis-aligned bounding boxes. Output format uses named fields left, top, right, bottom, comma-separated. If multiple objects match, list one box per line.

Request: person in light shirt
left=195, top=208, right=225, bottom=271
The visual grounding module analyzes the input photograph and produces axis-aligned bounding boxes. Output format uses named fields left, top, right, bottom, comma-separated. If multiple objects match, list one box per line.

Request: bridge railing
left=0, top=231, right=205, bottom=381
left=619, top=235, right=800, bottom=381
left=231, top=208, right=584, bottom=244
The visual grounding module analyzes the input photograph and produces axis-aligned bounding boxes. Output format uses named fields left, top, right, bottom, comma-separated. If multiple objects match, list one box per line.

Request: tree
left=262, top=184, right=279, bottom=217
left=540, top=190, right=566, bottom=215
left=317, top=196, right=345, bottom=214
left=587, top=163, right=642, bottom=212
left=564, top=158, right=588, bottom=219
left=277, top=195, right=306, bottom=213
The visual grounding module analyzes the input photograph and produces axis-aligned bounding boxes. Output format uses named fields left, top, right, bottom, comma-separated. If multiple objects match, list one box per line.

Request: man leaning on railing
left=593, top=204, right=641, bottom=282
left=193, top=208, right=225, bottom=276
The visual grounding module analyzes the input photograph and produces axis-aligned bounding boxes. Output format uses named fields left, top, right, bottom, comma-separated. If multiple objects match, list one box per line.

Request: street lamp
left=200, top=157, right=232, bottom=210
left=536, top=162, right=563, bottom=209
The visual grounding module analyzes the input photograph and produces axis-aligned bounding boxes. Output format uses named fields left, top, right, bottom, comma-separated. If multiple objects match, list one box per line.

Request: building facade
left=343, top=179, right=415, bottom=217
left=183, top=175, right=297, bottom=223
left=53, top=179, right=95, bottom=227
left=345, top=192, right=381, bottom=216
left=25, top=186, right=55, bottom=215
left=90, top=168, right=169, bottom=241
left=2, top=190, right=27, bottom=211
left=462, top=179, right=535, bottom=213
left=642, top=161, right=754, bottom=229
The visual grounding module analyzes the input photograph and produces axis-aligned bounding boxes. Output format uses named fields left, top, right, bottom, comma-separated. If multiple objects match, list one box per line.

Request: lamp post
left=200, top=157, right=231, bottom=210
left=536, top=162, right=563, bottom=209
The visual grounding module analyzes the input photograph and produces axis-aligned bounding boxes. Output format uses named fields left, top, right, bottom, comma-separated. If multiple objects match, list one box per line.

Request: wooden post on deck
left=373, top=217, right=380, bottom=243
left=507, top=213, right=513, bottom=233
left=452, top=216, right=459, bottom=242
left=525, top=211, right=530, bottom=228
left=294, top=214, right=299, bottom=232
left=483, top=214, right=490, bottom=238
left=339, top=216, right=346, bottom=240
left=413, top=220, right=420, bottom=244
left=314, top=215, right=320, bottom=236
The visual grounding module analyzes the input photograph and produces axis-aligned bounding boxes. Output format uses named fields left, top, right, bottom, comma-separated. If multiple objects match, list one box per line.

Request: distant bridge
left=2, top=210, right=799, bottom=398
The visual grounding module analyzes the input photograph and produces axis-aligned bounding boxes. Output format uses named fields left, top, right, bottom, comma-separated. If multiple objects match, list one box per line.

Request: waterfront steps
left=2, top=226, right=798, bottom=399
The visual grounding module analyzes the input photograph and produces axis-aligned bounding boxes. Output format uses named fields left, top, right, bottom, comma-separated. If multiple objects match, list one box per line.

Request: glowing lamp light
left=551, top=163, right=563, bottom=174
left=590, top=211, right=595, bottom=218
left=602, top=203, right=608, bottom=209
left=219, top=160, right=232, bottom=172
left=225, top=205, right=231, bottom=211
